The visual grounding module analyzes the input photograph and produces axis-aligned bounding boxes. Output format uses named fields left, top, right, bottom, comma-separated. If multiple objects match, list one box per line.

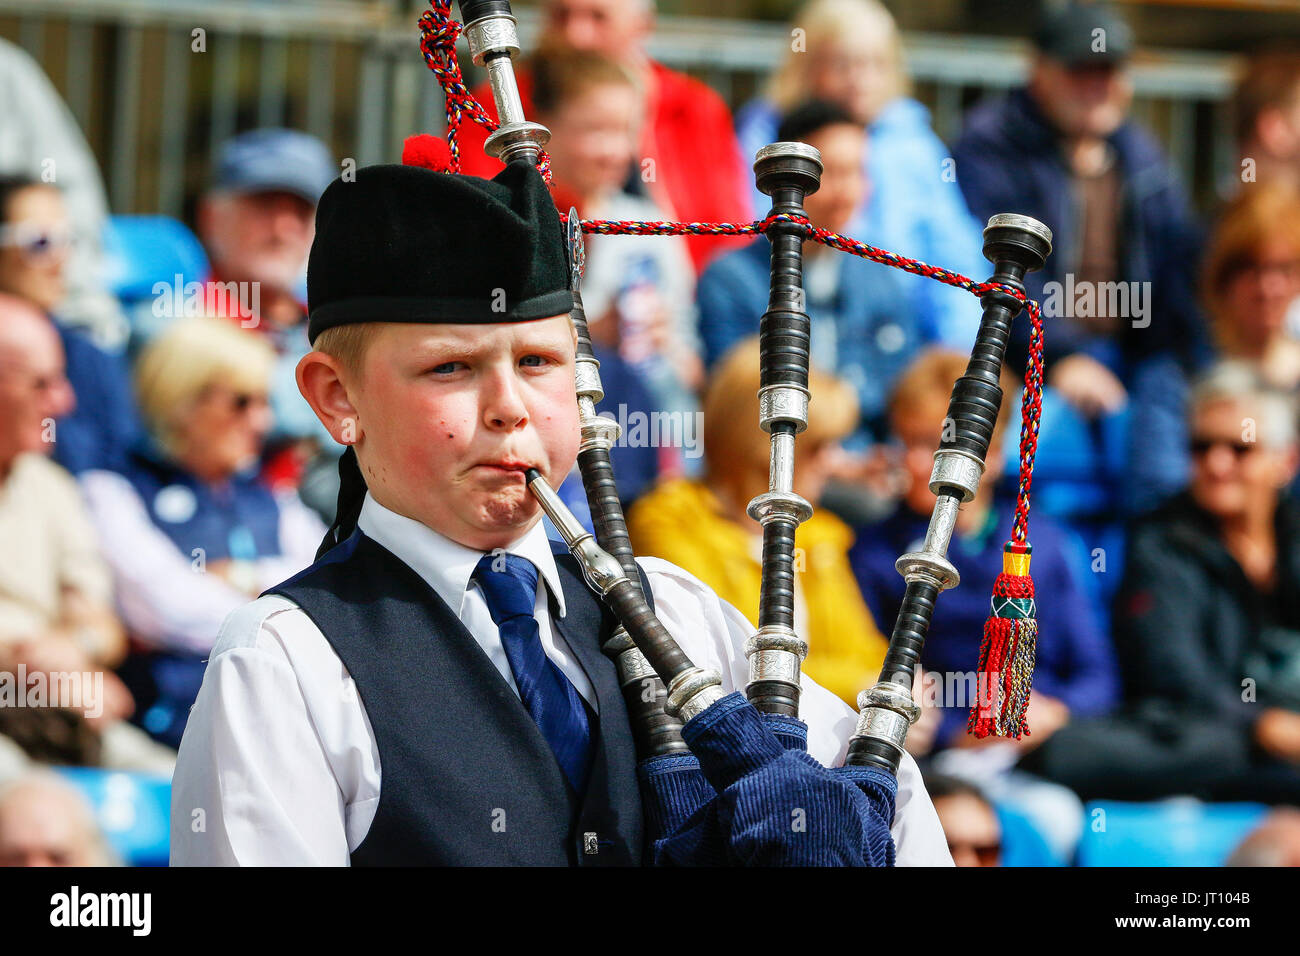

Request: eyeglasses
left=1189, top=436, right=1259, bottom=459
left=199, top=385, right=267, bottom=414
left=0, top=223, right=76, bottom=259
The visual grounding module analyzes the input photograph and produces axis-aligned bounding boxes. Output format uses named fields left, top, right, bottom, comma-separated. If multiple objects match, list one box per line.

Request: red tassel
left=402, top=134, right=454, bottom=173
left=969, top=543, right=1038, bottom=739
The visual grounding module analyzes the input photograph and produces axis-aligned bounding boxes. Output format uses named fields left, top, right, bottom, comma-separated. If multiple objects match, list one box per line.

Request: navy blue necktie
left=473, top=553, right=592, bottom=792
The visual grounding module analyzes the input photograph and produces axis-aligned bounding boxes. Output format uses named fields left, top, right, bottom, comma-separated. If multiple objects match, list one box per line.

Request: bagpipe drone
left=420, top=0, right=1052, bottom=866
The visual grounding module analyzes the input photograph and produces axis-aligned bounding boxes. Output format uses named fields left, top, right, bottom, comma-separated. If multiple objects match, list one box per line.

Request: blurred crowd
left=2, top=0, right=1300, bottom=866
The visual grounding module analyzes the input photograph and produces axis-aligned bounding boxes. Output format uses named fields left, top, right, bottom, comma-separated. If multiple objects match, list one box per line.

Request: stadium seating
left=1077, top=799, right=1270, bottom=867
left=102, top=215, right=209, bottom=307
left=55, top=766, right=172, bottom=867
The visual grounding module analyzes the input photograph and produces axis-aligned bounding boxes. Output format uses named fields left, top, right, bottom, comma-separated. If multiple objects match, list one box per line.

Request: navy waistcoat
left=268, top=531, right=646, bottom=866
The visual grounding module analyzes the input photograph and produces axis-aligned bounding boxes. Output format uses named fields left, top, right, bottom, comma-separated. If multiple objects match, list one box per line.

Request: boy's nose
left=482, top=373, right=529, bottom=430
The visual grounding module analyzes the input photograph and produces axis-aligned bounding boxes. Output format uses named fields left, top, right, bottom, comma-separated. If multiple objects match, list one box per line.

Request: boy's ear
left=297, top=351, right=362, bottom=446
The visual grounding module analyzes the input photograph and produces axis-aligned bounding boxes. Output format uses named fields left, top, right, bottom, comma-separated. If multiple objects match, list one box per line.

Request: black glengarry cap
left=306, top=158, right=573, bottom=343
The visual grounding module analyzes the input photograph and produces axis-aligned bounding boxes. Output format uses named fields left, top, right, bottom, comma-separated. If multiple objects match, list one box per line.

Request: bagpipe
left=431, top=0, right=1052, bottom=865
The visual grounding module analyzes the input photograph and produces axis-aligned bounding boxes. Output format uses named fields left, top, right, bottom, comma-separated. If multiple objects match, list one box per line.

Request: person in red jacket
left=456, top=0, right=753, bottom=273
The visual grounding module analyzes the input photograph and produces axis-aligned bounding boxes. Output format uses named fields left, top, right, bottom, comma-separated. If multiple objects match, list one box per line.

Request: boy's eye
left=519, top=354, right=548, bottom=368
left=429, top=362, right=463, bottom=375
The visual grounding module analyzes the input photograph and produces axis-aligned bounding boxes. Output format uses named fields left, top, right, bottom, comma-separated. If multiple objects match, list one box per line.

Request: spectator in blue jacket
left=0, top=176, right=143, bottom=475
left=952, top=2, right=1210, bottom=418
left=734, top=0, right=986, bottom=348
left=698, top=99, right=923, bottom=447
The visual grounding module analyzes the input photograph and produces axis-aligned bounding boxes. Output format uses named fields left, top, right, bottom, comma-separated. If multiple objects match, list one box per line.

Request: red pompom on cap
left=402, top=134, right=453, bottom=173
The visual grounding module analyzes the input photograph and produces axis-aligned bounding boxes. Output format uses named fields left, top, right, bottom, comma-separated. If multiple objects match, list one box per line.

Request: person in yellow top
left=627, top=336, right=888, bottom=706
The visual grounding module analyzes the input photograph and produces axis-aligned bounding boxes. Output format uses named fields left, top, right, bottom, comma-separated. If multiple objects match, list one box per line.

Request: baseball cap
left=1035, top=2, right=1135, bottom=66
left=212, top=128, right=337, bottom=204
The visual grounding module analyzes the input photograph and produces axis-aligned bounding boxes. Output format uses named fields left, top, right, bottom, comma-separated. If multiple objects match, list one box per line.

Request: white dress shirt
left=171, top=494, right=952, bottom=866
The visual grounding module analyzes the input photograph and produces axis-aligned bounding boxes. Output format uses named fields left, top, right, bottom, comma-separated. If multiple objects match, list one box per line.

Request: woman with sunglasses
left=0, top=176, right=144, bottom=477
left=1023, top=362, right=1300, bottom=804
left=79, top=317, right=325, bottom=749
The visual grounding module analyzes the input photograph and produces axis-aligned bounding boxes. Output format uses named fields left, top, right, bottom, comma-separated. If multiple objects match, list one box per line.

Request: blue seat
left=102, top=215, right=209, bottom=306
left=1077, top=799, right=1270, bottom=867
left=996, top=803, right=1061, bottom=866
left=55, top=767, right=172, bottom=867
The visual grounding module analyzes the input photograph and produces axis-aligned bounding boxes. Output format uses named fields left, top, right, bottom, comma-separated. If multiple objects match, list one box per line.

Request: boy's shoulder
left=212, top=593, right=315, bottom=660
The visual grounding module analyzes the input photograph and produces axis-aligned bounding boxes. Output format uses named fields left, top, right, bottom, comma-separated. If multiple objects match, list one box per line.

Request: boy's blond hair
left=313, top=323, right=376, bottom=379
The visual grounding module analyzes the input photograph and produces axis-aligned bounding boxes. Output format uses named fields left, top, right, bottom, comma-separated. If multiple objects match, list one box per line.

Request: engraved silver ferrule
left=464, top=13, right=550, bottom=165
left=929, top=447, right=985, bottom=502
left=849, top=680, right=920, bottom=760
left=578, top=404, right=620, bottom=455
left=770, top=430, right=795, bottom=493
left=604, top=627, right=658, bottom=688
left=574, top=357, right=604, bottom=404
left=744, top=624, right=808, bottom=688
left=893, top=492, right=963, bottom=591
left=665, top=667, right=726, bottom=723
left=463, top=13, right=521, bottom=64
left=758, top=384, right=810, bottom=433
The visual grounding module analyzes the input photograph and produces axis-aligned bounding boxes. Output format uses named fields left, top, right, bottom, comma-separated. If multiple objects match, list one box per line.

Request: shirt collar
left=356, top=493, right=567, bottom=618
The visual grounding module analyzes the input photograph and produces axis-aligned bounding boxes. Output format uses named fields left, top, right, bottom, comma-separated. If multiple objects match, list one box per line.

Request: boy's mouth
left=475, top=459, right=534, bottom=476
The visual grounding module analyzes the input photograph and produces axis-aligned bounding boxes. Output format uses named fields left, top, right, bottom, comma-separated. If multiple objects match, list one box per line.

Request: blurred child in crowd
left=532, top=45, right=701, bottom=425
left=460, top=0, right=753, bottom=272
left=699, top=99, right=921, bottom=451
left=80, top=318, right=325, bottom=748
left=924, top=774, right=1002, bottom=868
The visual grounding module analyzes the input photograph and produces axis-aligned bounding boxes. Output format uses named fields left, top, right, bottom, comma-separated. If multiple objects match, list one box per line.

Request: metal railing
left=0, top=0, right=1239, bottom=218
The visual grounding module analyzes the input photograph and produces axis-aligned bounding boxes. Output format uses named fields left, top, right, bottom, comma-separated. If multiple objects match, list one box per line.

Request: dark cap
left=305, top=160, right=573, bottom=344
left=1035, top=2, right=1134, bottom=66
left=213, top=128, right=336, bottom=204
left=307, top=154, right=575, bottom=556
